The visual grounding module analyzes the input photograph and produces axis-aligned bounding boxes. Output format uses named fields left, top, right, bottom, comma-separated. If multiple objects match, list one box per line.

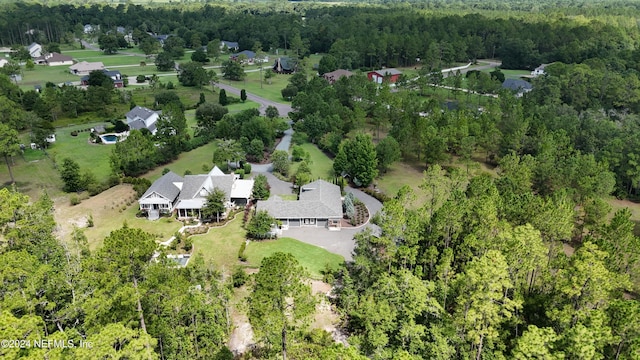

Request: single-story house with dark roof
left=367, top=68, right=402, bottom=84
left=80, top=69, right=124, bottom=88
left=138, top=166, right=254, bottom=220
left=502, top=78, right=533, bottom=97
left=220, top=41, right=239, bottom=51
left=34, top=52, right=73, bottom=66
left=273, top=57, right=297, bottom=74
left=126, top=106, right=161, bottom=135
left=256, top=179, right=342, bottom=230
left=323, top=69, right=354, bottom=84
left=230, top=50, right=269, bottom=65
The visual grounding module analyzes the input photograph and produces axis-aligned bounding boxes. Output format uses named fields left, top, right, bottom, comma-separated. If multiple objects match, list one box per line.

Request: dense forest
left=1, top=1, right=640, bottom=359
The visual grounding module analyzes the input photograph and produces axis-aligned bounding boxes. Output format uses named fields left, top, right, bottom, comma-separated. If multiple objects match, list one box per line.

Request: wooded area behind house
left=1, top=1, right=640, bottom=359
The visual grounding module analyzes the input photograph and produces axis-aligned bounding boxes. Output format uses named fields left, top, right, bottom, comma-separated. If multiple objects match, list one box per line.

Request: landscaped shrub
left=236, top=169, right=245, bottom=179
left=87, top=214, right=94, bottom=227
left=182, top=237, right=193, bottom=252
left=362, top=187, right=391, bottom=203
left=238, top=241, right=248, bottom=262
left=136, top=75, right=146, bottom=83
left=70, top=131, right=78, bottom=136
left=232, top=266, right=249, bottom=287
left=344, top=192, right=355, bottom=219
left=243, top=163, right=251, bottom=174
left=70, top=195, right=80, bottom=205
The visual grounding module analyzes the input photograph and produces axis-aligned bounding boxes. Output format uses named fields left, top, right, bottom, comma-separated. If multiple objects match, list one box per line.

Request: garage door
left=289, top=219, right=301, bottom=227
left=317, top=219, right=328, bottom=228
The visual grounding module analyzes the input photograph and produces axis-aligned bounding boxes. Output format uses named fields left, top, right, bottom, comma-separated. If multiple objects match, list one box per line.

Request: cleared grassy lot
left=244, top=237, right=344, bottom=279
left=290, top=143, right=334, bottom=179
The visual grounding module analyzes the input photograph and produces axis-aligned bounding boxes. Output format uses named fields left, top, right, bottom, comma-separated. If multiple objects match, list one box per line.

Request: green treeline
left=0, top=3, right=638, bottom=70
left=333, top=166, right=640, bottom=359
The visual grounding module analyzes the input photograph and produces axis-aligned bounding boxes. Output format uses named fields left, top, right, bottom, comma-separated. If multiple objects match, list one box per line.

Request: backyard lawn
left=141, top=141, right=219, bottom=182
left=244, top=237, right=344, bottom=279
left=190, top=215, right=247, bottom=273
left=56, top=184, right=183, bottom=249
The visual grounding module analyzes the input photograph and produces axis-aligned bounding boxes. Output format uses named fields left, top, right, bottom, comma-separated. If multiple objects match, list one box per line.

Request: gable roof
left=257, top=180, right=342, bottom=219
left=232, top=50, right=256, bottom=59
left=28, top=42, right=40, bottom=50
left=208, top=166, right=226, bottom=176
left=370, top=68, right=402, bottom=76
left=126, top=106, right=157, bottom=121
left=273, top=57, right=296, bottom=72
left=221, top=41, right=239, bottom=49
left=323, top=69, right=354, bottom=83
left=35, top=52, right=73, bottom=63
left=140, top=171, right=183, bottom=201
left=70, top=61, right=105, bottom=72
left=502, top=78, right=533, bottom=92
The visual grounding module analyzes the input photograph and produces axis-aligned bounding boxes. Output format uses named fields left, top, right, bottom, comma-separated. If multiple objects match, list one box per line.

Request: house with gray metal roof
left=138, top=166, right=254, bottom=220
left=256, top=180, right=343, bottom=230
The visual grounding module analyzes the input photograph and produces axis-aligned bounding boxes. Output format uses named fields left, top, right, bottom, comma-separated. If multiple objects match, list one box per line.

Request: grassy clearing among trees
left=289, top=143, right=334, bottom=179
left=244, top=237, right=344, bottom=279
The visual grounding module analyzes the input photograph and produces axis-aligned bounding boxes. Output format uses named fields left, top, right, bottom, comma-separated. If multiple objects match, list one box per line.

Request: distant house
left=154, top=34, right=171, bottom=45
left=83, top=24, right=97, bottom=34
left=80, top=69, right=124, bottom=88
left=220, top=41, right=239, bottom=52
left=256, top=180, right=343, bottom=230
left=34, top=52, right=73, bottom=66
left=116, top=26, right=126, bottom=34
left=323, top=69, right=354, bottom=84
left=367, top=68, right=402, bottom=84
left=502, top=78, right=533, bottom=97
left=531, top=64, right=547, bottom=77
left=229, top=50, right=269, bottom=65
left=273, top=57, right=297, bottom=74
left=138, top=166, right=254, bottom=220
left=69, top=61, right=105, bottom=75
left=27, top=43, right=42, bottom=58
left=126, top=106, right=161, bottom=135
left=0, top=59, right=8, bottom=68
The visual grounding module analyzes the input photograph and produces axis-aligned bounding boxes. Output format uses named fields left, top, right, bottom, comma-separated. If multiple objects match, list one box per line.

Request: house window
left=303, top=218, right=316, bottom=225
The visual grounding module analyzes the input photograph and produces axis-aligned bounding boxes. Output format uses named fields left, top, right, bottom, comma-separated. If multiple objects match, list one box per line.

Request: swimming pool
left=99, top=133, right=122, bottom=144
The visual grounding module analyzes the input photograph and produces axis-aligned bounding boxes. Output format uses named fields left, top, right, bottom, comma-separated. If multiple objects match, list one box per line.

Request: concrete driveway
left=267, top=179, right=384, bottom=262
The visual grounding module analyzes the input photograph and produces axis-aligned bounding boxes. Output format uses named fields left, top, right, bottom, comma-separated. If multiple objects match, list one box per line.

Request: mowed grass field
left=290, top=143, right=335, bottom=179
left=244, top=237, right=344, bottom=279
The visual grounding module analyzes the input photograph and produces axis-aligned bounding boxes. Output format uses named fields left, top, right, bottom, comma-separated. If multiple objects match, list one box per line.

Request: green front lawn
left=219, top=67, right=292, bottom=103
left=244, top=237, right=344, bottom=279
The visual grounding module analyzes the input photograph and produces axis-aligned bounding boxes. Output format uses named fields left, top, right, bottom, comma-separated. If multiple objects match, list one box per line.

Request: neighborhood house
left=367, top=68, right=402, bottom=84
left=34, top=52, right=73, bottom=66
left=323, top=69, right=354, bottom=84
left=126, top=106, right=161, bottom=135
left=220, top=40, right=239, bottom=51
left=70, top=61, right=105, bottom=75
left=273, top=57, right=297, bottom=74
left=80, top=69, right=124, bottom=88
left=27, top=42, right=42, bottom=58
left=138, top=166, right=254, bottom=220
left=230, top=50, right=269, bottom=65
left=256, top=180, right=343, bottom=230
